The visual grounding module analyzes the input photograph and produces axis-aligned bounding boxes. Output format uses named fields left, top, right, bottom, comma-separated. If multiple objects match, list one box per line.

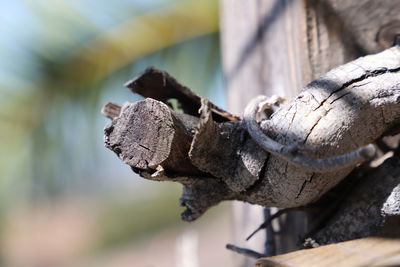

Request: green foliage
left=0, top=0, right=221, bottom=198
left=0, top=0, right=223, bottom=252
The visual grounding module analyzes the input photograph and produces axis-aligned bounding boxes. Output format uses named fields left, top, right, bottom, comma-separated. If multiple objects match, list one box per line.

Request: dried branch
left=243, top=95, right=376, bottom=172
left=102, top=46, right=400, bottom=244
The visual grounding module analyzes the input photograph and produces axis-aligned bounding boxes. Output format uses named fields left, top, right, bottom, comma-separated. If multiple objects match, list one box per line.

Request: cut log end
left=103, top=98, right=205, bottom=176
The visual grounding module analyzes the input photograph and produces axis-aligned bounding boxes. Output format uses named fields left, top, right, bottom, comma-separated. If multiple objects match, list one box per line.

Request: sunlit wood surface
left=256, top=237, right=400, bottom=267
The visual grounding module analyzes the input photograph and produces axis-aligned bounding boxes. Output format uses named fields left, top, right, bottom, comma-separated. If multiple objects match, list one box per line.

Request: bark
left=103, top=46, right=400, bottom=244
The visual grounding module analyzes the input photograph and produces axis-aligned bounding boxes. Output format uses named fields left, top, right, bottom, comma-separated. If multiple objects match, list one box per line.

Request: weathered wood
left=125, top=67, right=240, bottom=122
left=104, top=98, right=202, bottom=175
left=303, top=0, right=400, bottom=77
left=102, top=1, right=400, bottom=264
left=218, top=0, right=400, bottom=258
left=220, top=0, right=312, bottom=258
left=325, top=0, right=400, bottom=53
left=103, top=46, right=400, bottom=243
left=310, top=156, right=400, bottom=245
left=238, top=47, right=400, bottom=208
left=256, top=236, right=400, bottom=267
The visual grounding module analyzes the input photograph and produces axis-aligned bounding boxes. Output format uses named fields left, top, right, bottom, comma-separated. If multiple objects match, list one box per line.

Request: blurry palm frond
left=0, top=0, right=226, bottom=258
left=0, top=0, right=221, bottom=201
left=63, top=0, right=219, bottom=84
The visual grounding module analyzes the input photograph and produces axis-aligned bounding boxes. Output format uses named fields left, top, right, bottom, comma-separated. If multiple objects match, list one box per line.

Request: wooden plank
left=256, top=237, right=400, bottom=267
left=219, top=0, right=311, bottom=261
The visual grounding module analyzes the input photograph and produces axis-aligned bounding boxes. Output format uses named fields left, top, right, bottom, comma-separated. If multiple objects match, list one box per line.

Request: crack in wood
left=138, top=143, right=150, bottom=151
left=314, top=66, right=400, bottom=112
left=296, top=173, right=315, bottom=199
left=329, top=92, right=352, bottom=104
left=303, top=114, right=325, bottom=144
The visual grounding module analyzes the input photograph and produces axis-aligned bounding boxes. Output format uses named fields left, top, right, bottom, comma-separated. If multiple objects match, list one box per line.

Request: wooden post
left=220, top=1, right=310, bottom=263
left=219, top=0, right=366, bottom=262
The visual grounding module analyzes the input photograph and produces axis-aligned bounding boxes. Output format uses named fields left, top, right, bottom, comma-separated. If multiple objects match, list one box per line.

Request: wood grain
left=256, top=237, right=400, bottom=267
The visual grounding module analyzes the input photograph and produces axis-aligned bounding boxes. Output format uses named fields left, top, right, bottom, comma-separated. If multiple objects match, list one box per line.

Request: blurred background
left=0, top=0, right=234, bottom=266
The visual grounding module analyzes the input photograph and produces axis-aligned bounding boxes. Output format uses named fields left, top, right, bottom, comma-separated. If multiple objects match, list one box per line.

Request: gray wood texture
left=220, top=0, right=310, bottom=260
left=219, top=0, right=400, bottom=261
left=102, top=0, right=400, bottom=264
left=103, top=45, right=400, bottom=256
